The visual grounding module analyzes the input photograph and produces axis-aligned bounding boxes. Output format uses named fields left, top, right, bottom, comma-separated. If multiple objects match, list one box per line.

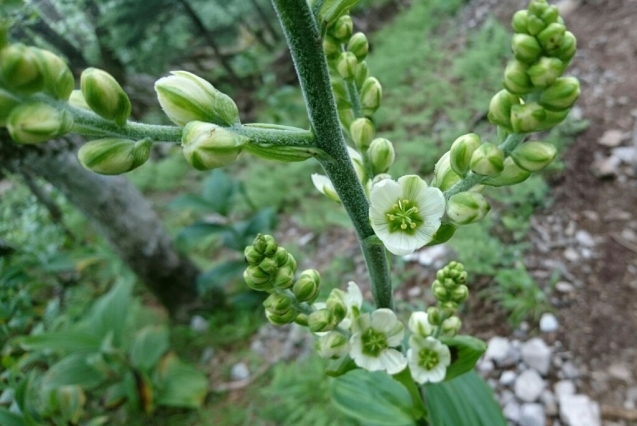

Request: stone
left=515, top=369, right=546, bottom=402
left=555, top=281, right=575, bottom=293
left=541, top=390, right=558, bottom=416
left=597, top=129, right=625, bottom=147
left=575, top=230, right=595, bottom=247
left=230, top=362, right=250, bottom=381
left=608, top=363, right=633, bottom=383
left=540, top=313, right=559, bottom=333
left=500, top=370, right=518, bottom=387
left=200, top=347, right=215, bottom=364
left=559, top=394, right=601, bottom=426
left=190, top=315, right=209, bottom=332
left=477, top=358, right=495, bottom=374
left=485, top=337, right=518, bottom=367
left=500, top=389, right=516, bottom=406
left=520, top=403, right=545, bottom=426
left=554, top=380, right=576, bottom=402
left=563, top=247, right=579, bottom=262
left=503, top=400, right=521, bottom=423
left=612, top=146, right=636, bottom=164
left=621, top=228, right=637, bottom=243
left=590, top=155, right=620, bottom=178
left=521, top=338, right=552, bottom=375
left=560, top=362, right=580, bottom=380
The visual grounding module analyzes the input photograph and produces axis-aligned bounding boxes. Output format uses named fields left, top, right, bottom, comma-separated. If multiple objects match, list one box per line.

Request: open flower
left=369, top=175, right=445, bottom=256
left=407, top=335, right=451, bottom=384
left=339, top=281, right=363, bottom=330
left=350, top=308, right=407, bottom=374
left=408, top=311, right=434, bottom=337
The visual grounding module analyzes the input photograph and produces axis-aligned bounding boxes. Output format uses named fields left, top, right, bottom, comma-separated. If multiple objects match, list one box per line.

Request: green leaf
left=319, top=0, right=360, bottom=25
left=155, top=354, right=208, bottom=409
left=42, top=354, right=105, bottom=390
left=229, top=208, right=277, bottom=250
left=0, top=408, right=25, bottom=426
left=426, top=223, right=458, bottom=246
left=129, top=326, right=170, bottom=371
left=168, top=194, right=216, bottom=212
left=83, top=280, right=132, bottom=346
left=440, top=335, right=486, bottom=381
left=196, top=260, right=246, bottom=293
left=331, top=370, right=418, bottom=426
left=15, top=331, right=101, bottom=353
left=325, top=356, right=357, bottom=378
left=424, top=371, right=506, bottom=426
left=202, top=169, right=237, bottom=216
left=177, top=222, right=228, bottom=246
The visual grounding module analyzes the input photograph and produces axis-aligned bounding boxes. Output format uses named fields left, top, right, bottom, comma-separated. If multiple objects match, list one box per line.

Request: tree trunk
left=0, top=133, right=224, bottom=322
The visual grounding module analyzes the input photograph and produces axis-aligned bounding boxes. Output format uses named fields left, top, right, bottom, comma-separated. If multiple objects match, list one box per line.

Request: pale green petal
left=379, top=349, right=408, bottom=375
left=397, top=174, right=427, bottom=201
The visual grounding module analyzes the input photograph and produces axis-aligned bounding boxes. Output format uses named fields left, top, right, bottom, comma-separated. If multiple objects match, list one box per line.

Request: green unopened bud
left=308, top=309, right=336, bottom=333
left=0, top=44, right=43, bottom=93
left=450, top=285, right=469, bottom=303
left=528, top=0, right=549, bottom=17
left=337, top=52, right=358, bottom=81
left=441, top=316, right=462, bottom=337
left=360, top=77, right=382, bottom=116
left=330, top=15, right=353, bottom=41
left=427, top=306, right=442, bottom=326
left=273, top=264, right=295, bottom=290
left=537, top=23, right=566, bottom=53
left=338, top=108, right=355, bottom=131
left=541, top=5, right=559, bottom=25
left=431, top=151, right=461, bottom=191
left=535, top=107, right=570, bottom=131
left=470, top=143, right=504, bottom=176
left=511, top=34, right=542, bottom=64
left=7, top=103, right=73, bottom=144
left=294, top=313, right=308, bottom=327
left=447, top=192, right=491, bottom=225
left=312, top=174, right=340, bottom=202
left=316, top=331, right=349, bottom=359
left=510, top=141, right=557, bottom=172
left=503, top=60, right=533, bottom=95
left=258, top=256, right=278, bottom=275
left=319, top=0, right=359, bottom=26
left=326, top=289, right=347, bottom=324
left=272, top=247, right=287, bottom=267
left=0, top=88, right=20, bottom=126
left=432, top=281, right=448, bottom=301
left=512, top=10, right=529, bottom=34
left=80, top=68, right=131, bottom=126
left=155, top=70, right=240, bottom=127
left=483, top=157, right=531, bottom=187
left=510, top=102, right=547, bottom=133
left=527, top=57, right=564, bottom=88
left=440, top=301, right=458, bottom=317
left=526, top=14, right=547, bottom=36
left=556, top=31, right=577, bottom=65
left=450, top=133, right=481, bottom=176
left=32, top=48, right=74, bottom=100
left=244, top=266, right=272, bottom=291
left=263, top=293, right=293, bottom=316
left=539, top=77, right=580, bottom=111
left=349, top=117, right=375, bottom=150
left=348, top=32, right=368, bottom=61
left=323, top=35, right=341, bottom=60
left=372, top=173, right=392, bottom=185
left=355, top=61, right=370, bottom=90
left=266, top=308, right=298, bottom=326
left=68, top=90, right=91, bottom=110
left=331, top=78, right=351, bottom=110
left=78, top=138, right=152, bottom=175
left=293, top=269, right=320, bottom=303
left=488, top=90, right=521, bottom=130
left=181, top=121, right=247, bottom=170
left=368, top=138, right=395, bottom=175
left=244, top=246, right=264, bottom=266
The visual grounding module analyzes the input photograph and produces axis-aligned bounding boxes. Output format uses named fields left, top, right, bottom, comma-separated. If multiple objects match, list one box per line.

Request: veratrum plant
left=0, top=0, right=580, bottom=423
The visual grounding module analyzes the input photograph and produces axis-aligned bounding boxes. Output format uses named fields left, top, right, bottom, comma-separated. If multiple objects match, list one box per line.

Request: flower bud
left=338, top=108, right=355, bottom=131
left=446, top=192, right=490, bottom=225
left=348, top=146, right=366, bottom=182
left=323, top=35, right=341, bottom=60
left=263, top=293, right=293, bottom=316
left=541, top=5, right=559, bottom=25
left=556, top=31, right=577, bottom=65
left=308, top=309, right=336, bottom=333
left=450, top=133, right=481, bottom=176
left=265, top=308, right=298, bottom=326
left=440, top=301, right=458, bottom=317
left=408, top=311, right=434, bottom=337
left=0, top=88, right=20, bottom=126
left=527, top=56, right=564, bottom=88
left=537, top=23, right=566, bottom=53
left=34, top=48, right=74, bottom=100
left=331, top=78, right=351, bottom=110
left=511, top=10, right=529, bottom=34
left=510, top=141, right=557, bottom=172
left=273, top=247, right=289, bottom=267
left=535, top=108, right=570, bottom=132
left=293, top=269, right=320, bottom=303
left=483, top=157, right=531, bottom=187
left=488, top=90, right=521, bottom=131
left=503, top=60, right=533, bottom=95
left=316, top=331, right=349, bottom=359
left=539, top=77, right=580, bottom=112
left=311, top=173, right=340, bottom=202
left=368, top=138, right=395, bottom=175
left=347, top=32, right=368, bottom=61
left=326, top=289, right=347, bottom=324
left=7, top=103, right=73, bottom=144
left=354, top=61, right=370, bottom=90
left=360, top=77, right=382, bottom=116
left=318, top=0, right=357, bottom=26
left=431, top=151, right=461, bottom=191
left=294, top=313, right=308, bottom=327
left=528, top=0, right=549, bottom=17
left=349, top=117, right=375, bottom=150
left=244, top=266, right=272, bottom=292
left=80, top=68, right=131, bottom=126
left=273, top=264, right=295, bottom=290
left=155, top=70, right=240, bottom=127
left=258, top=256, right=278, bottom=275
left=68, top=90, right=91, bottom=111
left=372, top=173, right=392, bottom=185
left=244, top=246, right=264, bottom=266
left=336, top=52, right=358, bottom=81
left=470, top=143, right=504, bottom=176
left=432, top=281, right=448, bottom=300
left=526, top=14, right=547, bottom=36
left=510, top=102, right=547, bottom=133
left=78, top=138, right=152, bottom=175
left=511, top=34, right=542, bottom=64
left=440, top=316, right=462, bottom=337
left=426, top=306, right=442, bottom=326
left=330, top=15, right=353, bottom=42
left=0, top=44, right=43, bottom=93
left=450, top=285, right=469, bottom=303
left=181, top=121, right=247, bottom=170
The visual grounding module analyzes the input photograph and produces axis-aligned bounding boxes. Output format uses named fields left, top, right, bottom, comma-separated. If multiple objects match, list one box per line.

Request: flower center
left=385, top=199, right=423, bottom=235
left=361, top=328, right=388, bottom=357
left=418, top=348, right=440, bottom=371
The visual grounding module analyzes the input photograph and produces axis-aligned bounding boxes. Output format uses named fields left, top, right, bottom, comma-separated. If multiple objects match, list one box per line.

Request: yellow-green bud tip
left=181, top=121, right=247, bottom=171
left=80, top=67, right=131, bottom=127
left=78, top=138, right=152, bottom=175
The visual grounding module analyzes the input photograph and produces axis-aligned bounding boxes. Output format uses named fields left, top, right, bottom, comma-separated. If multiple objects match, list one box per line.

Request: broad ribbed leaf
left=196, top=260, right=246, bottom=293
left=177, top=222, right=228, bottom=246
left=43, top=353, right=105, bottom=390
left=16, top=331, right=101, bottom=353
left=0, top=408, right=25, bottom=426
left=440, top=335, right=486, bottom=381
left=156, top=354, right=208, bottom=408
left=168, top=194, right=216, bottom=212
left=84, top=280, right=132, bottom=347
left=130, top=326, right=170, bottom=370
left=202, top=169, right=237, bottom=216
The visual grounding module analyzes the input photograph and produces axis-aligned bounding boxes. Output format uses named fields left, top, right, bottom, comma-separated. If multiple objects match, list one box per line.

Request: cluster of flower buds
left=425, top=261, right=468, bottom=337
left=488, top=0, right=580, bottom=134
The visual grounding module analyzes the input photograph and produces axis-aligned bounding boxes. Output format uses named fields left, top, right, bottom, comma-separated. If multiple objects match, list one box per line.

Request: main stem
left=270, top=0, right=393, bottom=309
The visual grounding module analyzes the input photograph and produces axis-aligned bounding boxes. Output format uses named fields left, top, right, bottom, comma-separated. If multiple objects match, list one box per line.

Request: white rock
left=520, top=403, right=545, bottom=426
left=485, top=337, right=518, bottom=367
left=612, top=146, right=636, bottom=164
left=597, top=129, right=625, bottom=147
left=540, top=313, right=559, bottom=333
left=500, top=370, right=517, bottom=387
left=560, top=362, right=580, bottom=380
left=477, top=358, right=495, bottom=374
left=590, top=155, right=620, bottom=178
left=230, top=362, right=250, bottom=381
left=559, top=394, right=601, bottom=426
left=575, top=230, right=595, bottom=247
left=515, top=369, right=546, bottom=402
left=608, top=363, right=633, bottom=383
left=541, top=390, right=558, bottom=416
left=555, top=281, right=575, bottom=293
left=503, top=400, right=521, bottom=422
left=190, top=315, right=209, bottom=332
left=521, top=338, right=552, bottom=375
left=554, top=380, right=576, bottom=402
left=563, top=247, right=580, bottom=262
left=500, top=389, right=516, bottom=405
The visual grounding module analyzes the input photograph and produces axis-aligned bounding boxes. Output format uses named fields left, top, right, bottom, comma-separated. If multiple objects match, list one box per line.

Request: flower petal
left=379, top=349, right=408, bottom=375
left=397, top=175, right=427, bottom=201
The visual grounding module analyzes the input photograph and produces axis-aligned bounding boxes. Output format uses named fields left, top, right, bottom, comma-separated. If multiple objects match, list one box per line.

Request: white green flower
left=311, top=174, right=340, bottom=202
left=407, top=335, right=451, bottom=384
left=369, top=175, right=445, bottom=256
left=349, top=308, right=407, bottom=374
left=316, top=331, right=350, bottom=359
left=339, top=281, right=363, bottom=330
left=408, top=311, right=434, bottom=337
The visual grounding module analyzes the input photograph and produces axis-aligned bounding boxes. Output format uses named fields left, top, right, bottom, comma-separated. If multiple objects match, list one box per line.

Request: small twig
left=610, top=233, right=637, bottom=254
left=602, top=405, right=637, bottom=421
